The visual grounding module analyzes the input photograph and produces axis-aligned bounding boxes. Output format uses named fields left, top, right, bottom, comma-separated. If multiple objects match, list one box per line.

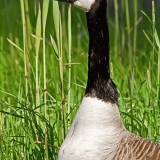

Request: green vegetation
left=0, top=0, right=160, bottom=159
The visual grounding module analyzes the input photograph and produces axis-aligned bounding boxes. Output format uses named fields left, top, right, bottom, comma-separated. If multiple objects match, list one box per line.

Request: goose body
left=57, top=0, right=160, bottom=159
left=59, top=97, right=160, bottom=159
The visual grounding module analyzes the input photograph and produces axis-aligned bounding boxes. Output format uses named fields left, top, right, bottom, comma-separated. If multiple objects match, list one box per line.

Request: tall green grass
left=0, top=0, right=160, bottom=159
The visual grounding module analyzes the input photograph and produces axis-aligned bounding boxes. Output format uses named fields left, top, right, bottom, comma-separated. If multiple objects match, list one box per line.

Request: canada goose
left=57, top=0, right=160, bottom=159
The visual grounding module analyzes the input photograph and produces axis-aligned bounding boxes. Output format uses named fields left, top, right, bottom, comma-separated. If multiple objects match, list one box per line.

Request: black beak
left=55, top=0, right=74, bottom=4
left=55, top=0, right=71, bottom=3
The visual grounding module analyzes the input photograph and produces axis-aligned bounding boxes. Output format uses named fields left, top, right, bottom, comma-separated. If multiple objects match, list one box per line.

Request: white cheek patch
left=74, top=0, right=96, bottom=12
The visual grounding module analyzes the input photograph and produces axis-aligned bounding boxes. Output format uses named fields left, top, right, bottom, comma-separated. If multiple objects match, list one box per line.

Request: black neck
left=85, top=0, right=118, bottom=104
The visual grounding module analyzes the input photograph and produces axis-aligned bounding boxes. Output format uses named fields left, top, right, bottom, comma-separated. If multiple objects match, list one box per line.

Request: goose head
left=57, top=0, right=105, bottom=12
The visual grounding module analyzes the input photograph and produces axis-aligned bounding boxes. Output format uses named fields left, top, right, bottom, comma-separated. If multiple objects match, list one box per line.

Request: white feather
left=58, top=97, right=127, bottom=160
left=73, top=0, right=95, bottom=12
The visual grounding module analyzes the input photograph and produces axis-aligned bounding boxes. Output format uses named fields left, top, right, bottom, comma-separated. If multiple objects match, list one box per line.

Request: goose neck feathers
left=85, top=1, right=118, bottom=104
